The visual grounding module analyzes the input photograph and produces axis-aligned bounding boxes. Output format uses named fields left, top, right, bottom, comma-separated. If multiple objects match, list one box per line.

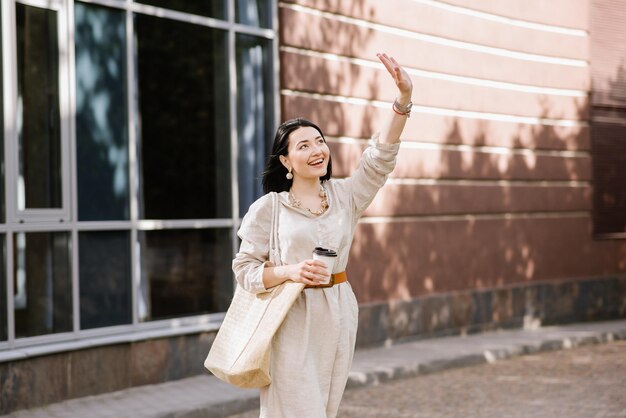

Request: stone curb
left=344, top=327, right=626, bottom=391
left=184, top=324, right=626, bottom=417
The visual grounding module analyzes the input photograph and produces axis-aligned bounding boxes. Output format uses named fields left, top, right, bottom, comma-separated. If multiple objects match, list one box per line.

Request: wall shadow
left=277, top=0, right=626, bottom=341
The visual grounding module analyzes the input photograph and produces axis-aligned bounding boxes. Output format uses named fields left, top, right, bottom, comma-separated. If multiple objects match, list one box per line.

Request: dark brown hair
left=262, top=118, right=332, bottom=193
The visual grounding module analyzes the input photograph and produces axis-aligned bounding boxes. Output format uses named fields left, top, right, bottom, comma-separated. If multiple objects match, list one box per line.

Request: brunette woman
left=233, top=53, right=412, bottom=418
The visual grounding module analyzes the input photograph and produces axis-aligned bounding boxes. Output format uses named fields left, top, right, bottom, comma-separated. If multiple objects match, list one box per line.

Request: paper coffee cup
left=312, top=247, right=338, bottom=285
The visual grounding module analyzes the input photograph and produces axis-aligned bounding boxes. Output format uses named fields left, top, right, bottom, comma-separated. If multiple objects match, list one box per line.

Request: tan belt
left=305, top=271, right=348, bottom=289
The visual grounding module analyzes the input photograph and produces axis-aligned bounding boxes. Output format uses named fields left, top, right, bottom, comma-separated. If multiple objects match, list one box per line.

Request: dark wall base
left=356, top=276, right=626, bottom=348
left=0, top=332, right=217, bottom=415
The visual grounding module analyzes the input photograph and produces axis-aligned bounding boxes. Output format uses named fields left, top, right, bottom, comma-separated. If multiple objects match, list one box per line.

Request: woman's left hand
left=377, top=53, right=412, bottom=101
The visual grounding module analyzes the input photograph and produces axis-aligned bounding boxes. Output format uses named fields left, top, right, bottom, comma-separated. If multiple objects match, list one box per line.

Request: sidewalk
left=4, top=320, right=626, bottom=418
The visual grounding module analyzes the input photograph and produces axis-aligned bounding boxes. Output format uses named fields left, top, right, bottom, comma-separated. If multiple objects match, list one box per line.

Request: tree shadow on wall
left=277, top=0, right=626, bottom=340
left=279, top=0, right=379, bottom=136
left=349, top=77, right=626, bottom=337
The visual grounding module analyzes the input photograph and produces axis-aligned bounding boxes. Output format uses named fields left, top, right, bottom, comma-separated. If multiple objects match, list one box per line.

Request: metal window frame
left=0, top=0, right=281, bottom=354
left=8, top=0, right=72, bottom=224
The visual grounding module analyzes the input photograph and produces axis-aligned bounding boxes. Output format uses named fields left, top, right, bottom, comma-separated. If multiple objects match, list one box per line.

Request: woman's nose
left=311, top=143, right=324, bottom=154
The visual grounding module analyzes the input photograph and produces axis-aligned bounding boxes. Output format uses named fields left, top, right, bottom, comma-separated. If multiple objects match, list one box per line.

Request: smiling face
left=279, top=126, right=330, bottom=181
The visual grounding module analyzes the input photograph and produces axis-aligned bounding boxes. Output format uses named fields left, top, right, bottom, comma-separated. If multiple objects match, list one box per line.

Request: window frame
left=5, top=0, right=72, bottom=224
left=0, top=0, right=280, bottom=358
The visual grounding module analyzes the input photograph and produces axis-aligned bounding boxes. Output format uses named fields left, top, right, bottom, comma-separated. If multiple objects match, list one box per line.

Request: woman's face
left=280, top=126, right=330, bottom=181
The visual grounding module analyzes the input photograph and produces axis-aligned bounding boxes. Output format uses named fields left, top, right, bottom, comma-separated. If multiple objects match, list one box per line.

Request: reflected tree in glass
left=0, top=236, right=6, bottom=341
left=75, top=2, right=129, bottom=221
left=138, top=229, right=232, bottom=321
left=79, top=231, right=132, bottom=329
left=135, top=15, right=230, bottom=220
left=236, top=35, right=273, bottom=214
left=236, top=0, right=271, bottom=28
left=13, top=232, right=72, bottom=338
left=16, top=4, right=62, bottom=210
left=136, top=0, right=226, bottom=20
left=0, top=12, right=4, bottom=222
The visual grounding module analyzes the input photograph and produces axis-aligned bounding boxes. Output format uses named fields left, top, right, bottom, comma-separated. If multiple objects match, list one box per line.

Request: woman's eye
left=300, top=144, right=308, bottom=149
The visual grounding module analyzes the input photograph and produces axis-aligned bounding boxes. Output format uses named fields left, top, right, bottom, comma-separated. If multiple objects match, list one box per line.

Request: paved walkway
left=231, top=340, right=626, bottom=418
left=4, top=320, right=626, bottom=418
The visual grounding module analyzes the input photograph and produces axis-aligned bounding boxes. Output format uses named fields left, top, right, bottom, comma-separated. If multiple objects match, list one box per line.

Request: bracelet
left=392, top=98, right=412, bottom=118
left=392, top=104, right=405, bottom=116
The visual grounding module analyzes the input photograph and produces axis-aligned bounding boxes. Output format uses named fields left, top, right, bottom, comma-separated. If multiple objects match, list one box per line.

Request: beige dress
left=233, top=135, right=400, bottom=418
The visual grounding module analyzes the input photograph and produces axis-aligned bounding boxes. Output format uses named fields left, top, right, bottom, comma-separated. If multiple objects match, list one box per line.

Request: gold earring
left=286, top=168, right=293, bottom=180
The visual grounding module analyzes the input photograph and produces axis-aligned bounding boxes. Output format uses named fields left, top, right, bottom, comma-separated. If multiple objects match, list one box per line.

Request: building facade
left=1, top=0, right=625, bottom=413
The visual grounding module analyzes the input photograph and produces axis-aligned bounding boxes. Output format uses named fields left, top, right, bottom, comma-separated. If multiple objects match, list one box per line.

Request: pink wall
left=279, top=0, right=626, bottom=304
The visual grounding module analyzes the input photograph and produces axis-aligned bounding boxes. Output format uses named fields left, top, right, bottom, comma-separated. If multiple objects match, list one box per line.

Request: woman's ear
left=279, top=155, right=290, bottom=170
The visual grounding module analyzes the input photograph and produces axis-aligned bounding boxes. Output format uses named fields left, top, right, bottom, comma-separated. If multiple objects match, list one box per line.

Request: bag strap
left=269, top=192, right=281, bottom=266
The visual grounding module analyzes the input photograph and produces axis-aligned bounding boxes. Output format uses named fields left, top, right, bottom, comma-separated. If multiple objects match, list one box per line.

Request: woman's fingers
left=377, top=53, right=395, bottom=75
left=378, top=52, right=412, bottom=90
left=308, top=260, right=329, bottom=272
left=309, top=267, right=329, bottom=279
left=298, top=260, right=329, bottom=284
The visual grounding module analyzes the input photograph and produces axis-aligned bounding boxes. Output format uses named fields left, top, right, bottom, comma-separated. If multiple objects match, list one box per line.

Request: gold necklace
left=289, top=185, right=329, bottom=215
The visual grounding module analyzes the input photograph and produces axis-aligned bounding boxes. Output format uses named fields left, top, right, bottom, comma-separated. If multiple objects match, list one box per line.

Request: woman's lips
left=309, top=159, right=324, bottom=167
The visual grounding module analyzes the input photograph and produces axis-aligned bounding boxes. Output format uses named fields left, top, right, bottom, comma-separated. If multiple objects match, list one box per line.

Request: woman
left=233, top=53, right=412, bottom=418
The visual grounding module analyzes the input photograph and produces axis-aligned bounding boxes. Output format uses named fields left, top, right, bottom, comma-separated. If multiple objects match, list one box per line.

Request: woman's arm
left=340, top=53, right=413, bottom=217
left=234, top=195, right=330, bottom=293
left=376, top=53, right=413, bottom=144
left=262, top=260, right=330, bottom=289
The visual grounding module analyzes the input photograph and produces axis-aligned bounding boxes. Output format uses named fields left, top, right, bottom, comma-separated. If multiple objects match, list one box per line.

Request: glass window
left=0, top=11, right=4, bottom=223
left=135, top=14, right=230, bottom=220
left=138, top=229, right=233, bottom=321
left=75, top=2, right=129, bottom=221
left=79, top=231, right=132, bottom=329
left=136, top=0, right=226, bottom=20
left=592, top=124, right=626, bottom=234
left=16, top=4, right=62, bottom=210
left=13, top=232, right=72, bottom=338
left=236, top=0, right=271, bottom=28
left=0, top=235, right=6, bottom=341
left=236, top=35, right=273, bottom=214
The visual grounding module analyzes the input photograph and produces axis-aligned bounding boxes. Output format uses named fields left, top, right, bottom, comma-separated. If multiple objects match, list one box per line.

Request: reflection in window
left=0, top=12, right=4, bottom=222
left=79, top=231, right=132, bottom=329
left=13, top=232, right=72, bottom=338
left=236, top=35, right=273, bottom=214
left=138, top=229, right=232, bottom=321
left=236, top=0, right=271, bottom=28
left=136, top=15, right=230, bottom=219
left=0, top=236, right=6, bottom=341
left=16, top=4, right=62, bottom=210
left=136, top=0, right=226, bottom=20
left=75, top=2, right=129, bottom=221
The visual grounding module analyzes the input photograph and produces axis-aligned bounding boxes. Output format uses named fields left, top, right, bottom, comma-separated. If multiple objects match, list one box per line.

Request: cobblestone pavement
left=228, top=341, right=626, bottom=418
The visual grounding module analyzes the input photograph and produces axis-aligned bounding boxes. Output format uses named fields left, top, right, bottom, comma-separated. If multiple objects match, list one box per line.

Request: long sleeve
left=347, top=132, right=400, bottom=217
left=232, top=194, right=273, bottom=294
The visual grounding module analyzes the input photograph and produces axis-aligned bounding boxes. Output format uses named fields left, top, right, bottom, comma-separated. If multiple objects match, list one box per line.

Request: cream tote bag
left=204, top=192, right=305, bottom=388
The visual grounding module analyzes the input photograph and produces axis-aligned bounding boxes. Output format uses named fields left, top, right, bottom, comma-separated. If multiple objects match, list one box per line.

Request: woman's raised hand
left=377, top=53, right=412, bottom=102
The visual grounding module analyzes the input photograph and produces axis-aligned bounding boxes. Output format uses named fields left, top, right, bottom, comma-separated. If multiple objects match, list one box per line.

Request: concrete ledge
left=3, top=320, right=626, bottom=418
